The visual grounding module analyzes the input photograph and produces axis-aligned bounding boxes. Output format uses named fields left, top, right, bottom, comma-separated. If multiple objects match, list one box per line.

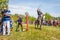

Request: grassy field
left=0, top=24, right=60, bottom=40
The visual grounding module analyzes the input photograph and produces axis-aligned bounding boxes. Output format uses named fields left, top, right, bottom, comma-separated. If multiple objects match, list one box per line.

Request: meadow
left=0, top=24, right=60, bottom=40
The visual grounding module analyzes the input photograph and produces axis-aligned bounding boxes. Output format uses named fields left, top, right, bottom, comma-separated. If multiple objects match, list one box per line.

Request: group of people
left=0, top=8, right=59, bottom=36
left=0, top=9, right=13, bottom=35
left=43, top=20, right=60, bottom=26
left=0, top=9, right=23, bottom=36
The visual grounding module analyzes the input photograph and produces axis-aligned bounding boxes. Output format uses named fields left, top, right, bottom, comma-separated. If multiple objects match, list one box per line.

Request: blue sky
left=9, top=0, right=60, bottom=18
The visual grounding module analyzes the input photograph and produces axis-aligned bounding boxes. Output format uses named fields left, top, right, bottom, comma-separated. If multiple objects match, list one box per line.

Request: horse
left=35, top=8, right=45, bottom=30
left=35, top=15, right=45, bottom=30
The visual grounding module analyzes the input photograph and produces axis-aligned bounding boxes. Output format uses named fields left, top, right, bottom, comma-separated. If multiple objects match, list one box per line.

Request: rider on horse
left=37, top=8, right=44, bottom=29
left=37, top=8, right=43, bottom=20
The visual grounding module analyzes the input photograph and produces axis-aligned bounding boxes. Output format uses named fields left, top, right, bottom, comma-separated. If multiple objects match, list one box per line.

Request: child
left=16, top=16, right=23, bottom=32
left=10, top=18, right=13, bottom=31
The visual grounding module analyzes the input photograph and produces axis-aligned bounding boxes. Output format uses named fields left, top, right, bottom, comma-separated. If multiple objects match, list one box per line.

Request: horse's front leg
left=39, top=20, right=42, bottom=30
left=40, top=24, right=42, bottom=30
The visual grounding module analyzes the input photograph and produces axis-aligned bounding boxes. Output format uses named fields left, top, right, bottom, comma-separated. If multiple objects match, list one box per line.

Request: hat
left=2, top=10, right=10, bottom=15
left=2, top=10, right=11, bottom=16
left=2, top=9, right=10, bottom=13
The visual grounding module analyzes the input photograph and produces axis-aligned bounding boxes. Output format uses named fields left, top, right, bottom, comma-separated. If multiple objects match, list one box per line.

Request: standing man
left=2, top=9, right=11, bottom=35
left=16, top=16, right=23, bottom=32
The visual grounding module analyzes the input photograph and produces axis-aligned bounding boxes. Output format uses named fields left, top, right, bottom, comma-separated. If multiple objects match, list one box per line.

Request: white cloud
left=9, top=5, right=38, bottom=18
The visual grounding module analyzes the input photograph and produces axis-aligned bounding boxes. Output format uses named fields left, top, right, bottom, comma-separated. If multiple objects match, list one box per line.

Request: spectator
left=16, top=16, right=23, bottom=32
left=53, top=20, right=57, bottom=26
left=2, top=9, right=11, bottom=35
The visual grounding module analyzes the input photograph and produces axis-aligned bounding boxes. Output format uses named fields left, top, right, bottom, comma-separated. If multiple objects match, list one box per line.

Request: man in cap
left=2, top=9, right=11, bottom=35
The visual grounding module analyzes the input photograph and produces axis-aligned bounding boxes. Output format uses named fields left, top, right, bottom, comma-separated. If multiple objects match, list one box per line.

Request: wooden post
left=25, top=12, right=29, bottom=31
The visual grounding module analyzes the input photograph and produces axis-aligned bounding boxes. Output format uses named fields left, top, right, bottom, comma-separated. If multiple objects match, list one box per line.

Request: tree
left=0, top=0, right=9, bottom=13
left=54, top=17, right=60, bottom=20
left=44, top=12, right=53, bottom=20
left=28, top=16, right=36, bottom=24
left=57, top=17, right=60, bottom=20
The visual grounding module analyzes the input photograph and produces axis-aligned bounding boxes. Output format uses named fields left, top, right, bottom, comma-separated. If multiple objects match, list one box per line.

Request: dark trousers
left=16, top=23, right=23, bottom=31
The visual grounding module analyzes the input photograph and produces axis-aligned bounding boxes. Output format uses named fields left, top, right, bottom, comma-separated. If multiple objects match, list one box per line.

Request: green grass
left=0, top=24, right=60, bottom=40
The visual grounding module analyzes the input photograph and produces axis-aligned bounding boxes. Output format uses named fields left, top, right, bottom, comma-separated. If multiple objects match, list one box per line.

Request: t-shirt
left=17, top=18, right=22, bottom=23
left=3, top=16, right=10, bottom=21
